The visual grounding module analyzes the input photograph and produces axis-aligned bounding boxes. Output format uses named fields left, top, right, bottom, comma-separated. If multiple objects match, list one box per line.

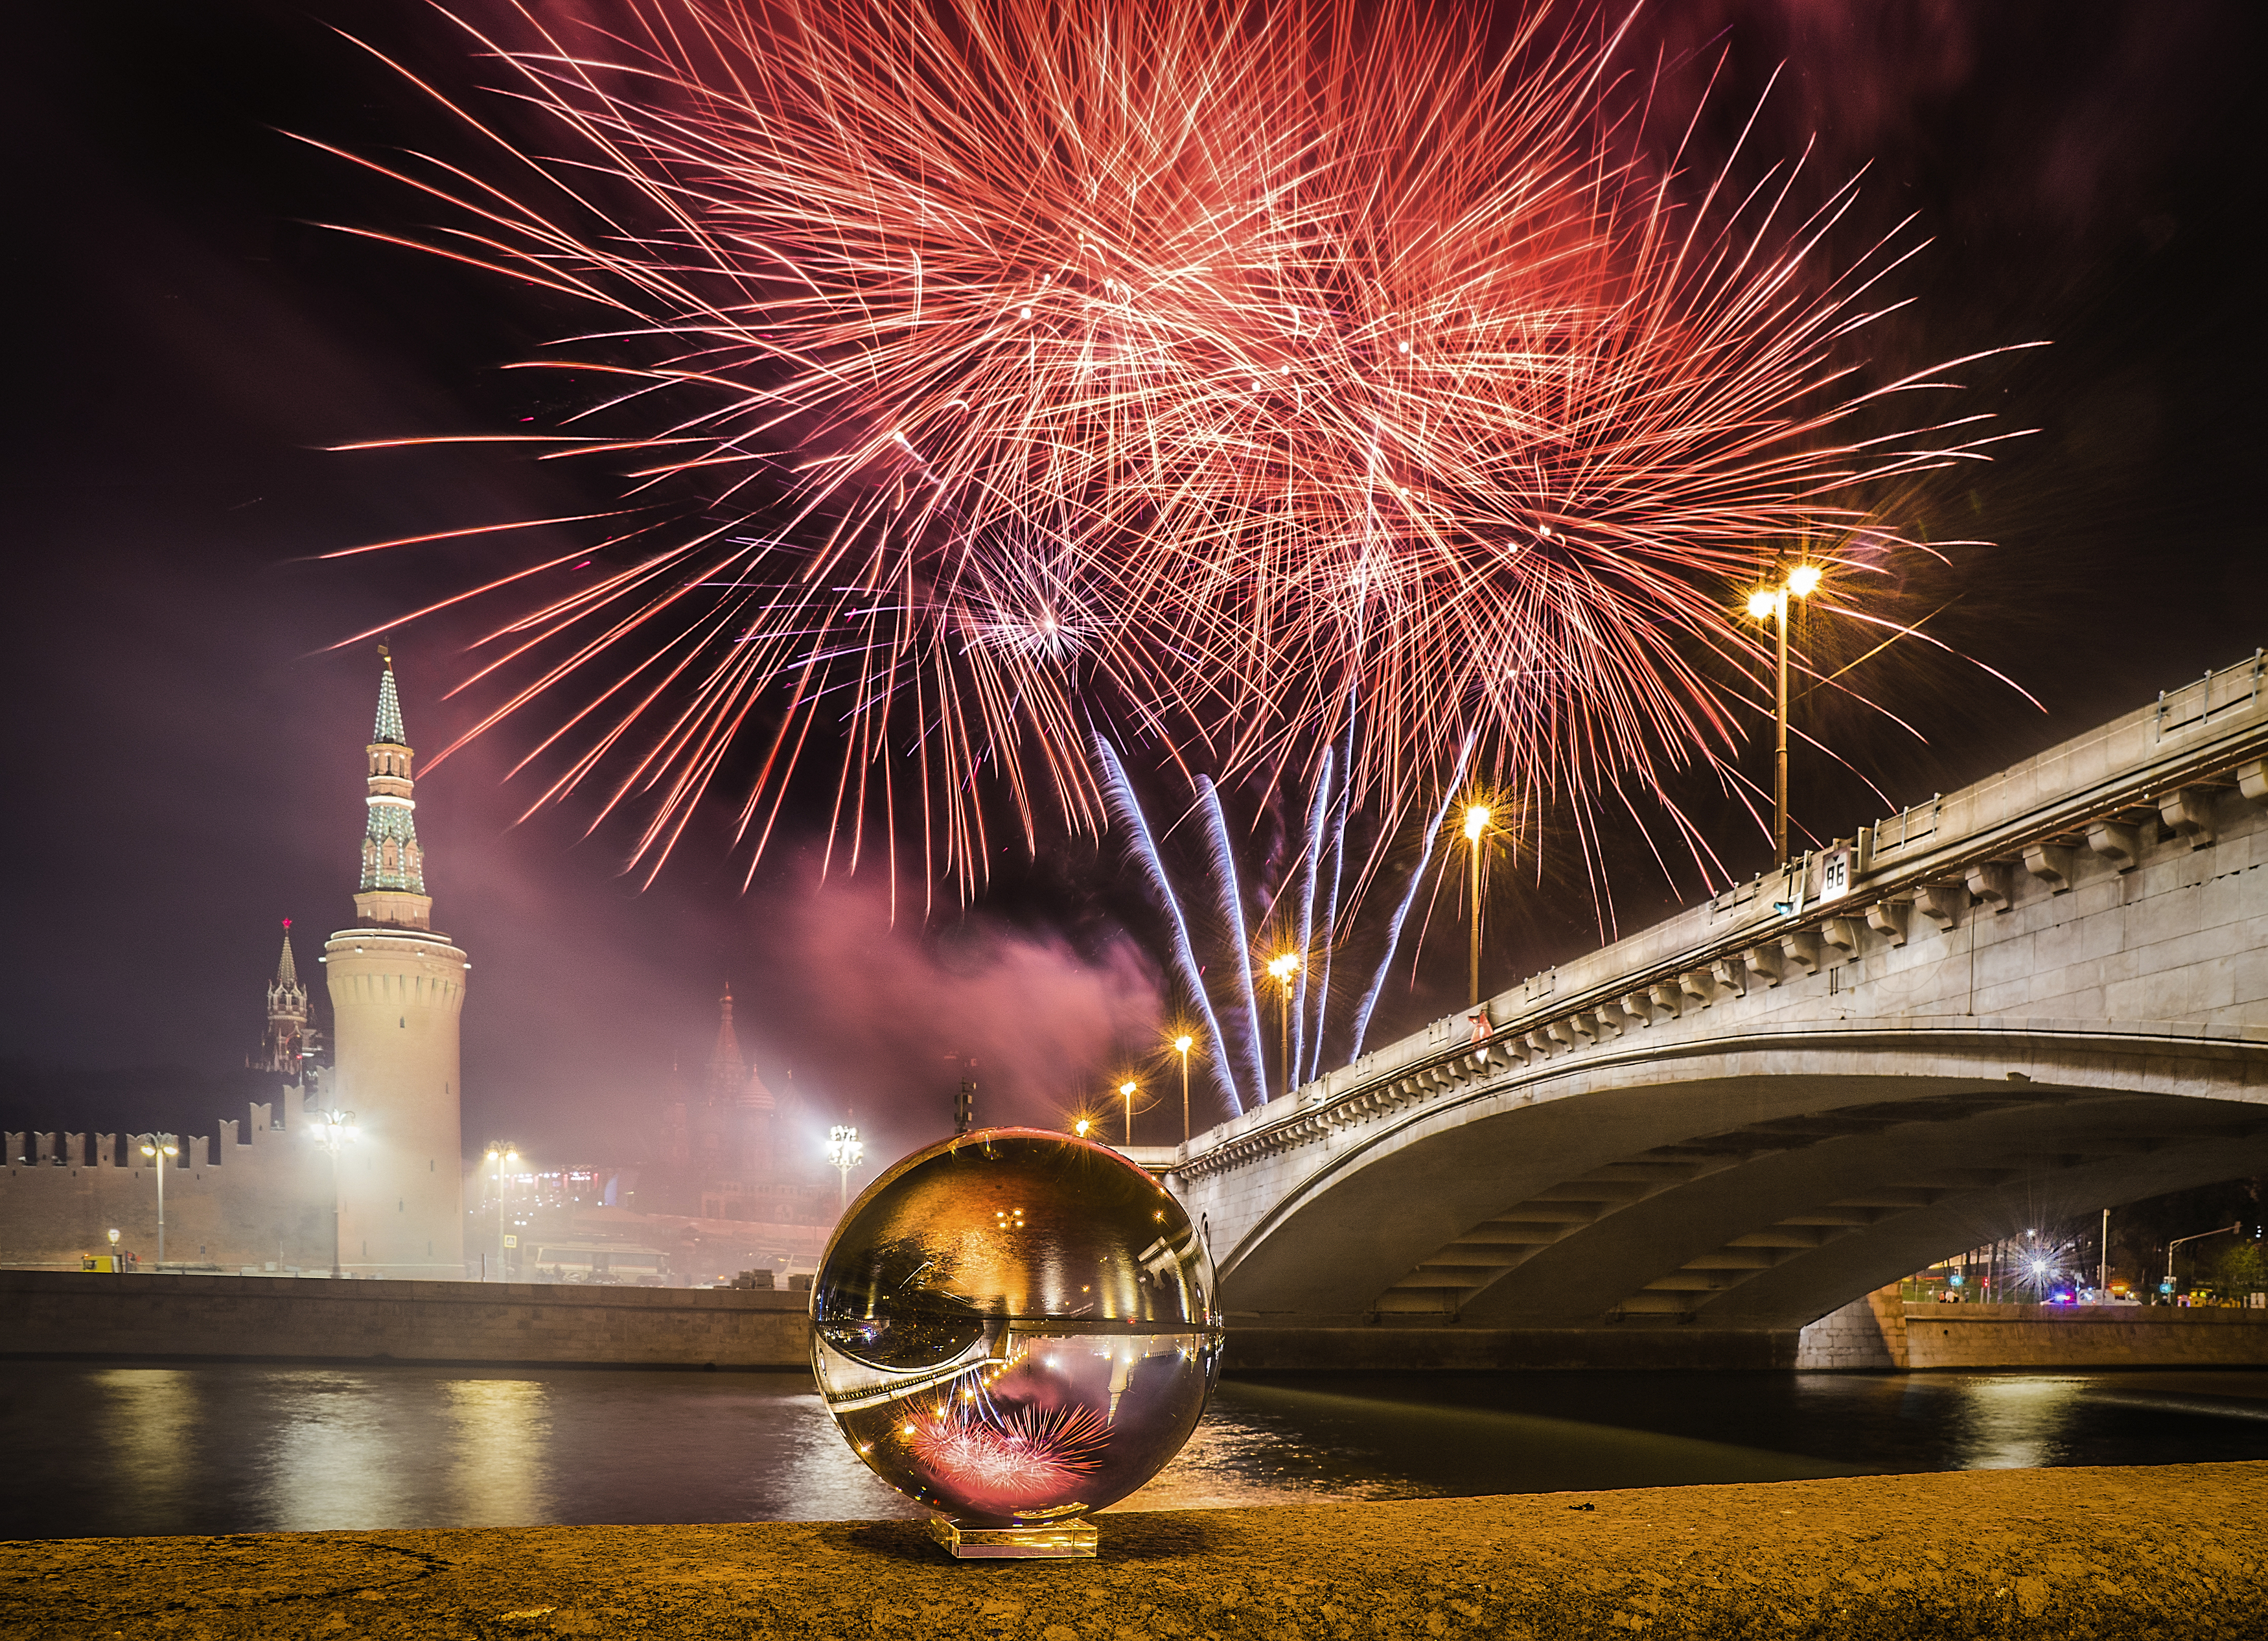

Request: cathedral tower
left=323, top=649, right=468, bottom=1279
left=255, top=920, right=314, bottom=1077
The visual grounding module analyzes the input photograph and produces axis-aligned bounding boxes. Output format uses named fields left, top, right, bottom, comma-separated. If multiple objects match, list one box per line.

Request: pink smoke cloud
left=732, top=879, right=1167, bottom=1163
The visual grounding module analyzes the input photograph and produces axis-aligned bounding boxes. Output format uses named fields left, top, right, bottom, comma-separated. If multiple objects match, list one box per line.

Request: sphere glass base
left=927, top=1515, right=1098, bottom=1559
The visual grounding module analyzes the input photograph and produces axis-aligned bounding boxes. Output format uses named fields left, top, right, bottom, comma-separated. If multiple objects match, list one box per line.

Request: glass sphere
left=811, top=1126, right=1223, bottom=1528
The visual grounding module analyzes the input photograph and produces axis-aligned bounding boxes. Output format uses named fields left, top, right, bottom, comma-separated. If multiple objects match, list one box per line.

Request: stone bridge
left=1161, top=651, right=2268, bottom=1368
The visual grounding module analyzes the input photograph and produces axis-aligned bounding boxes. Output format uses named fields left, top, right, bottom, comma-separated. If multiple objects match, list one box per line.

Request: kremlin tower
left=252, top=920, right=322, bottom=1081
left=323, top=649, right=469, bottom=1278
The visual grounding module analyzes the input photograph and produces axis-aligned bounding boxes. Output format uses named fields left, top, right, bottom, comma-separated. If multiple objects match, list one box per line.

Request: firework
left=322, top=0, right=2030, bottom=896
left=906, top=1399, right=1111, bottom=1507
left=1095, top=735, right=1244, bottom=1113
left=1348, top=732, right=1475, bottom=1060
left=1100, top=724, right=1469, bottom=1117
left=1196, top=775, right=1269, bottom=1108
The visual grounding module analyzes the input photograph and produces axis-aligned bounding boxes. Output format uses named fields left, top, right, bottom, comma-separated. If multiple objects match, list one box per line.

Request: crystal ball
left=811, top=1127, right=1224, bottom=1528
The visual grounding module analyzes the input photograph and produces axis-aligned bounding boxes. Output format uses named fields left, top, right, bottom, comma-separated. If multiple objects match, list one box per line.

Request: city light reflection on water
left=6, top=1363, right=2265, bottom=1539
left=266, top=1371, right=420, bottom=1530
left=444, top=1379, right=548, bottom=1524
left=86, top=1368, right=196, bottom=1532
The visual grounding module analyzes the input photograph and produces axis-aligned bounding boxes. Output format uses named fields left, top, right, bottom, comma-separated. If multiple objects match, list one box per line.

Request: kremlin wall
left=0, top=1086, right=333, bottom=1275
left=1, top=655, right=837, bottom=1283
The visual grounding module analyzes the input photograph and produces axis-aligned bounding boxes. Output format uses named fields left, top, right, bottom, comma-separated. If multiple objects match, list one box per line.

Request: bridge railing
left=1180, top=647, right=2268, bottom=1174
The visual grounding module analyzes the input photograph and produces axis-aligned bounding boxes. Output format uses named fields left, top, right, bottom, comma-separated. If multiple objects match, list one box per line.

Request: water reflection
left=266, top=1372, right=422, bottom=1530
left=87, top=1369, right=197, bottom=1535
left=1936, top=1376, right=2088, bottom=1470
left=1119, top=1379, right=1864, bottom=1510
left=5, top=1363, right=2265, bottom=1540
left=443, top=1379, right=550, bottom=1525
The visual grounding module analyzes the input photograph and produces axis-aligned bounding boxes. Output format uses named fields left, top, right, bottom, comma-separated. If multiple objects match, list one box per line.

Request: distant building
left=1, top=655, right=468, bottom=1276
left=643, top=986, right=833, bottom=1227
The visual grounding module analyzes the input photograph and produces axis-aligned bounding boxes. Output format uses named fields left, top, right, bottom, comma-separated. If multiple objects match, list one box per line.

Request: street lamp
left=1264, top=953, right=1301, bottom=1099
left=2099, top=1207, right=2111, bottom=1298
left=106, top=1227, right=121, bottom=1274
left=2166, top=1222, right=2242, bottom=1298
left=1462, top=804, right=1492, bottom=1007
left=1119, top=1082, right=1139, bottom=1146
left=1174, top=1034, right=1194, bottom=1143
left=137, top=1134, right=178, bottom=1270
left=483, top=1145, right=519, bottom=1281
left=827, top=1125, right=864, bottom=1213
left=312, top=1110, right=358, bottom=1279
left=1746, top=562, right=1822, bottom=867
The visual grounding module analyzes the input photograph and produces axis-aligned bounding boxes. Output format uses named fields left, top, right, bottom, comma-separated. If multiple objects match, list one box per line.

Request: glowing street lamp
left=1746, top=563, right=1822, bottom=868
left=1462, top=804, right=1492, bottom=1007
left=106, top=1227, right=121, bottom=1274
left=312, top=1110, right=358, bottom=1279
left=138, top=1134, right=179, bottom=1270
left=1265, top=953, right=1301, bottom=1099
left=1119, top=1081, right=1139, bottom=1146
left=1073, top=1116, right=1093, bottom=1139
left=827, top=1125, right=864, bottom=1213
left=483, top=1144, right=519, bottom=1281
left=1174, top=1033, right=1195, bottom=1143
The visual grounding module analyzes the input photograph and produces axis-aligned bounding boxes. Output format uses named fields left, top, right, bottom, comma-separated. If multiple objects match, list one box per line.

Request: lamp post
left=312, top=1110, right=358, bottom=1279
left=1265, top=954, right=1301, bottom=1099
left=137, top=1134, right=178, bottom=1270
left=2166, top=1222, right=2242, bottom=1298
left=1745, top=563, right=1822, bottom=868
left=827, top=1125, right=863, bottom=1213
left=1119, top=1082, right=1138, bottom=1146
left=2100, top=1207, right=2110, bottom=1298
left=1174, top=1034, right=1194, bottom=1143
left=106, top=1227, right=121, bottom=1274
left=483, top=1145, right=518, bottom=1281
left=1462, top=804, right=1492, bottom=1007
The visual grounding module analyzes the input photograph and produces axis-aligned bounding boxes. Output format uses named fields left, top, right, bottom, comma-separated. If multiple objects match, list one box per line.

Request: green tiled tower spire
left=357, top=647, right=429, bottom=914
left=373, top=654, right=408, bottom=747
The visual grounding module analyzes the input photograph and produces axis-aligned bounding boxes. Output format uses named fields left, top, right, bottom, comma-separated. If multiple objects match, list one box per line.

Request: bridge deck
left=1164, top=650, right=2268, bottom=1358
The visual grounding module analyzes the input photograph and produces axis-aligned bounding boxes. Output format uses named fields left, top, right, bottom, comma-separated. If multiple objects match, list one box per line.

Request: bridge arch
left=1202, top=1024, right=2268, bottom=1336
left=1165, top=657, right=2267, bottom=1364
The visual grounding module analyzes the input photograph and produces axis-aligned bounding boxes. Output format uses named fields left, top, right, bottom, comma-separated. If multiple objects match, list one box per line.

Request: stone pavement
left=5, top=1463, right=2261, bottom=1640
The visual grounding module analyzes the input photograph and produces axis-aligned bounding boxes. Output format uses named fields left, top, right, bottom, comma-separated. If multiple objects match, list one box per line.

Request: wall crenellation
left=1, top=1086, right=335, bottom=1271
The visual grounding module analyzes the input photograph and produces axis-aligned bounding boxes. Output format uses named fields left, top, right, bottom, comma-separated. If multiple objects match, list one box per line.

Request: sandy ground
left=5, top=1462, right=2262, bottom=1640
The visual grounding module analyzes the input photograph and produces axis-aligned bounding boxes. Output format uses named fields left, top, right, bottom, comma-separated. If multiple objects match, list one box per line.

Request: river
left=3, top=1362, right=2263, bottom=1539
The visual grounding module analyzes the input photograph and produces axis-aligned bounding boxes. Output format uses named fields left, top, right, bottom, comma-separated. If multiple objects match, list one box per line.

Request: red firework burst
left=314, top=0, right=2033, bottom=899
left=905, top=1401, right=1111, bottom=1509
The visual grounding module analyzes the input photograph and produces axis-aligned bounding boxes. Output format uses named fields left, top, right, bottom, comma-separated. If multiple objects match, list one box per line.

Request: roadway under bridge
left=1157, top=650, right=2268, bottom=1368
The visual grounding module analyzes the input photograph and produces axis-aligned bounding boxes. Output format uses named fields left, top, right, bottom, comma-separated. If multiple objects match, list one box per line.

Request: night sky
left=4, top=1, right=2258, bottom=1175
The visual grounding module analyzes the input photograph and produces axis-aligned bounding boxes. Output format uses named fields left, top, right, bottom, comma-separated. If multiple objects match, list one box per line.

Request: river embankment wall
left=10, top=1270, right=2267, bottom=1371
left=0, top=1270, right=811, bottom=1368
left=1792, top=1286, right=2268, bottom=1369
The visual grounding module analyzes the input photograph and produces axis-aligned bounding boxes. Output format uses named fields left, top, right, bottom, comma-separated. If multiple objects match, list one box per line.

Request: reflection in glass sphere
left=811, top=1128, right=1223, bottom=1532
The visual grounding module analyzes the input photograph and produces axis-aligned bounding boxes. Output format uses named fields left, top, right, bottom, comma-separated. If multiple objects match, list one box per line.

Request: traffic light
left=955, top=1077, right=976, bottom=1135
